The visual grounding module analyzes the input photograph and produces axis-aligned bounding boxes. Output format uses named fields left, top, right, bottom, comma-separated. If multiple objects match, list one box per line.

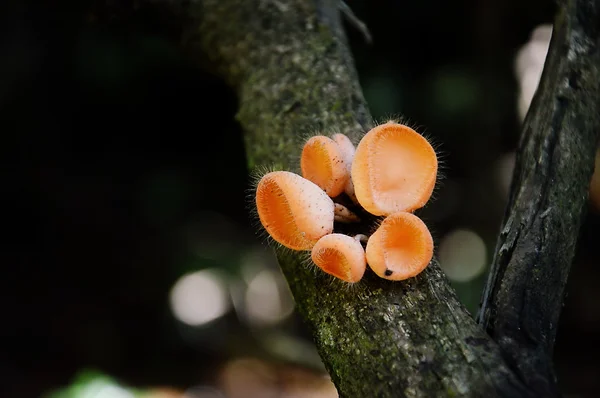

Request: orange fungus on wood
left=351, top=122, right=438, bottom=215
left=366, top=211, right=433, bottom=281
left=301, top=135, right=349, bottom=197
left=332, top=133, right=358, bottom=201
left=311, top=233, right=367, bottom=283
left=256, top=171, right=335, bottom=250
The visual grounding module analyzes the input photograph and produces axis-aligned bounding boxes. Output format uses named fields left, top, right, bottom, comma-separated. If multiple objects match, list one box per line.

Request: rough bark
left=477, top=0, right=600, bottom=396
left=177, top=1, right=532, bottom=396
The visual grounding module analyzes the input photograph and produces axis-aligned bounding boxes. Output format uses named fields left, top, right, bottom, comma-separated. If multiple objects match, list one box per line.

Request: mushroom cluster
left=255, top=122, right=437, bottom=283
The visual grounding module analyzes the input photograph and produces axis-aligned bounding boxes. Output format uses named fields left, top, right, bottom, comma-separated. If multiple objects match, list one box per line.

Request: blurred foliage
left=44, top=370, right=142, bottom=398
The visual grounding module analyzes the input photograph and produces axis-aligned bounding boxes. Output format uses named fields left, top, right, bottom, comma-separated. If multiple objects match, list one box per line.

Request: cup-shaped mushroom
left=352, top=122, right=437, bottom=216
left=366, top=212, right=433, bottom=281
left=332, top=133, right=358, bottom=201
left=311, top=233, right=367, bottom=283
left=331, top=133, right=356, bottom=172
left=256, top=171, right=335, bottom=250
left=301, top=135, right=349, bottom=197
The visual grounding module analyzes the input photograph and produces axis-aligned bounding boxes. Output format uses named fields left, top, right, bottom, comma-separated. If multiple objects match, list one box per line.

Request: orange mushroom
left=332, top=133, right=356, bottom=170
left=301, top=135, right=349, bottom=197
left=255, top=171, right=334, bottom=250
left=366, top=211, right=433, bottom=281
left=351, top=122, right=437, bottom=215
left=311, top=233, right=367, bottom=283
left=332, top=133, right=358, bottom=202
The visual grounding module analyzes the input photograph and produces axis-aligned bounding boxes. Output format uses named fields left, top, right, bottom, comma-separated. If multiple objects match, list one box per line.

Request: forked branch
left=478, top=0, right=600, bottom=395
left=89, top=0, right=600, bottom=396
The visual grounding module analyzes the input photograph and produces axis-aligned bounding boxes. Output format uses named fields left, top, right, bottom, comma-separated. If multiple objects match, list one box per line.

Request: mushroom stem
left=354, top=234, right=369, bottom=244
left=334, top=203, right=361, bottom=223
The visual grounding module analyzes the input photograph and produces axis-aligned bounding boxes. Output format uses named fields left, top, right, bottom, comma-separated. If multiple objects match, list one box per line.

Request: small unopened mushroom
left=366, top=211, right=433, bottom=281
left=256, top=171, right=335, bottom=250
left=332, top=133, right=358, bottom=202
left=311, top=233, right=367, bottom=283
left=301, top=135, right=349, bottom=197
left=352, top=122, right=438, bottom=216
left=332, top=133, right=356, bottom=163
left=334, top=203, right=360, bottom=223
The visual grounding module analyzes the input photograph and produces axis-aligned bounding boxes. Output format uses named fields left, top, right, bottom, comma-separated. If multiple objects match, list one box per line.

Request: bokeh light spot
left=170, top=269, right=230, bottom=326
left=515, top=24, right=552, bottom=121
left=244, top=269, right=295, bottom=327
left=438, top=229, right=487, bottom=283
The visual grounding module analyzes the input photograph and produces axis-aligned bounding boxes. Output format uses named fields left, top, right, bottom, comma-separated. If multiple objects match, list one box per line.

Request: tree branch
left=477, top=0, right=600, bottom=396
left=88, top=0, right=600, bottom=395
left=176, top=0, right=532, bottom=396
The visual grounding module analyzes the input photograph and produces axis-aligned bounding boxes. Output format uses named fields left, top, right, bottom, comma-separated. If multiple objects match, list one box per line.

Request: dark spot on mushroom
left=385, top=269, right=393, bottom=276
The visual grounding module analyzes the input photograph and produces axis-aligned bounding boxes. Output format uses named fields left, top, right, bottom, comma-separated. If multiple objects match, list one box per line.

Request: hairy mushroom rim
left=311, top=233, right=367, bottom=283
left=301, top=135, right=350, bottom=197
left=366, top=211, right=434, bottom=281
left=352, top=122, right=438, bottom=216
left=256, top=123, right=437, bottom=282
left=255, top=171, right=335, bottom=251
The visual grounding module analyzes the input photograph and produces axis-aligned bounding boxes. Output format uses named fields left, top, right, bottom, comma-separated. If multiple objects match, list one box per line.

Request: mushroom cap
left=256, top=171, right=335, bottom=250
left=351, top=122, right=437, bottom=216
left=366, top=211, right=433, bottom=281
left=301, top=135, right=349, bottom=197
left=311, top=233, right=367, bottom=283
left=332, top=133, right=358, bottom=200
left=331, top=133, right=356, bottom=172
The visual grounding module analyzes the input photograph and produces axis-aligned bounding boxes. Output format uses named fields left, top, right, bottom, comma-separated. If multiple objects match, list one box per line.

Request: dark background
left=2, top=0, right=599, bottom=396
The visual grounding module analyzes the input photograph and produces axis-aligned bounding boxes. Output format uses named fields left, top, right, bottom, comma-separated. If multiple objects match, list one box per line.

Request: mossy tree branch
left=477, top=0, right=600, bottom=396
left=90, top=0, right=600, bottom=396
left=176, top=1, right=531, bottom=397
